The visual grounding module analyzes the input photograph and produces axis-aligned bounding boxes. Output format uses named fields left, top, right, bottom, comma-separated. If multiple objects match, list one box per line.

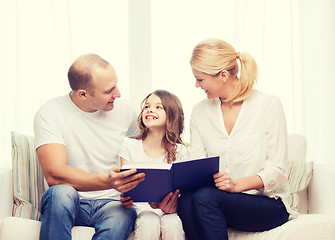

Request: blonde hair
left=190, top=39, right=258, bottom=103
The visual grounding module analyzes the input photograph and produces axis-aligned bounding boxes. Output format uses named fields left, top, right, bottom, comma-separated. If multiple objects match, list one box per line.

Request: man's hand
left=149, top=189, right=179, bottom=214
left=120, top=193, right=133, bottom=209
left=108, top=167, right=145, bottom=193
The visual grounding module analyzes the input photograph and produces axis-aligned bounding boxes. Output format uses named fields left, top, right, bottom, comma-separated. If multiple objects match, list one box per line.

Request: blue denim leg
left=39, top=185, right=80, bottom=240
left=39, top=185, right=136, bottom=240
left=78, top=199, right=137, bottom=240
left=177, top=192, right=202, bottom=240
left=193, top=187, right=289, bottom=240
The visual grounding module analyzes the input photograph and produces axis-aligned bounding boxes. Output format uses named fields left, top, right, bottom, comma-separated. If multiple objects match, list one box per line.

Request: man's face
left=85, top=65, right=121, bottom=112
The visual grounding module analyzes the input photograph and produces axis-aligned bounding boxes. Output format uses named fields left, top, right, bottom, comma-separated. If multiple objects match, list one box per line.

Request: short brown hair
left=67, top=54, right=110, bottom=95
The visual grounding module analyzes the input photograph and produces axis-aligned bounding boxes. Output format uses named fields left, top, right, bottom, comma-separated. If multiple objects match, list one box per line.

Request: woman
left=177, top=39, right=296, bottom=240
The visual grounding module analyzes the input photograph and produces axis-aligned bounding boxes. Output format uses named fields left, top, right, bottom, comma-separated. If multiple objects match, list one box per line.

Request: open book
left=121, top=156, right=219, bottom=202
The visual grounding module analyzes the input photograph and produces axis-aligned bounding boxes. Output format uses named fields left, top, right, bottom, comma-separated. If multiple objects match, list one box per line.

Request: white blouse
left=188, top=90, right=295, bottom=216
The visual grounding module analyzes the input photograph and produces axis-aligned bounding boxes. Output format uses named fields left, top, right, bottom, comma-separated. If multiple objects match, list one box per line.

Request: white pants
left=134, top=210, right=185, bottom=240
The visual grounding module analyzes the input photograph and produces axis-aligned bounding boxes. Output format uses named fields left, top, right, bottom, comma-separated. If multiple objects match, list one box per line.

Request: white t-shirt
left=34, top=94, right=139, bottom=200
left=119, top=137, right=188, bottom=214
left=188, top=90, right=296, bottom=217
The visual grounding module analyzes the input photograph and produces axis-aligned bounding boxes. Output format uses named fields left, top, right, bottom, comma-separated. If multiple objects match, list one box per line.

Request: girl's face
left=192, top=69, right=224, bottom=99
left=142, top=94, right=167, bottom=130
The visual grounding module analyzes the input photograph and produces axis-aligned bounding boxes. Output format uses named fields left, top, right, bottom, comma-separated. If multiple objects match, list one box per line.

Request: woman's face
left=192, top=69, right=223, bottom=99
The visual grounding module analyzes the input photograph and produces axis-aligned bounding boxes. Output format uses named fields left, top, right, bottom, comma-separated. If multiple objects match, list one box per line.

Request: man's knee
left=100, top=201, right=137, bottom=227
left=94, top=201, right=137, bottom=238
left=41, top=185, right=79, bottom=212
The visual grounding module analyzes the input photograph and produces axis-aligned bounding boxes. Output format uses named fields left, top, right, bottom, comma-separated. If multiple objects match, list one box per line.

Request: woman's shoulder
left=248, top=90, right=281, bottom=105
left=192, top=98, right=220, bottom=114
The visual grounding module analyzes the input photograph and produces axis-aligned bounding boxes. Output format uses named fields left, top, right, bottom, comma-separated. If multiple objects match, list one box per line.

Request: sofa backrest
left=10, top=132, right=312, bottom=221
left=11, top=132, right=46, bottom=220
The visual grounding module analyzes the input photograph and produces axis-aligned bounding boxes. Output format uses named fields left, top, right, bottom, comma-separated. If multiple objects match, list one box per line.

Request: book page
left=172, top=156, right=219, bottom=192
left=121, top=162, right=171, bottom=170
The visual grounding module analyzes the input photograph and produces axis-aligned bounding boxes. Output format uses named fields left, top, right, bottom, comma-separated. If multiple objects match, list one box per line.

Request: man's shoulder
left=37, top=94, right=70, bottom=112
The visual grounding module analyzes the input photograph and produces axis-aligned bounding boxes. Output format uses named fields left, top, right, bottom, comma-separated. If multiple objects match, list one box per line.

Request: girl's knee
left=136, top=211, right=161, bottom=229
left=161, top=214, right=183, bottom=229
left=161, top=214, right=185, bottom=239
left=134, top=211, right=161, bottom=239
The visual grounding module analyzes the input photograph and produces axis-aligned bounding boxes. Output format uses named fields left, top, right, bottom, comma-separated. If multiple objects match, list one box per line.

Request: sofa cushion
left=11, top=131, right=46, bottom=220
left=286, top=133, right=313, bottom=212
left=0, top=217, right=95, bottom=240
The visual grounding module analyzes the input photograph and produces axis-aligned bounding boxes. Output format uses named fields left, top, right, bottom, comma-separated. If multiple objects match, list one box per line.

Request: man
left=34, top=54, right=145, bottom=240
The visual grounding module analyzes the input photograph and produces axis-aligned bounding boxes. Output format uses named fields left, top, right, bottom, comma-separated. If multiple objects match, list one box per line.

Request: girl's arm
left=149, top=189, right=180, bottom=213
left=120, top=157, right=126, bottom=167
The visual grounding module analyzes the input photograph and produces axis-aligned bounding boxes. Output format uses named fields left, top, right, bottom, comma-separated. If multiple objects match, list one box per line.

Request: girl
left=120, top=89, right=187, bottom=240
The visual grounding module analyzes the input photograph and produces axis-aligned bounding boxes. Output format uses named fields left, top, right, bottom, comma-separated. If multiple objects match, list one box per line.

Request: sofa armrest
left=0, top=168, right=13, bottom=221
left=308, top=164, right=335, bottom=218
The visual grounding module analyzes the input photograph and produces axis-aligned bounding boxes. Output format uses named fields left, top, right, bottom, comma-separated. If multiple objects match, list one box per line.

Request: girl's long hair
left=136, top=90, right=184, bottom=163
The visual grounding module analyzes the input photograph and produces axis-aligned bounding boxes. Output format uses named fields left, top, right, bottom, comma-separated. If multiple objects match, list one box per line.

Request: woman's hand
left=120, top=193, right=133, bottom=209
left=149, top=189, right=179, bottom=214
left=214, top=171, right=239, bottom=192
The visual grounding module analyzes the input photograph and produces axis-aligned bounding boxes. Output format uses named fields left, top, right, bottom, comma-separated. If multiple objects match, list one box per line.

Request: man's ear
left=219, top=70, right=229, bottom=83
left=77, top=89, right=88, bottom=100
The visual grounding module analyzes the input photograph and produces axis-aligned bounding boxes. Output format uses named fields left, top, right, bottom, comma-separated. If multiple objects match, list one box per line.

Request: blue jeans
left=39, top=185, right=137, bottom=240
left=177, top=187, right=289, bottom=240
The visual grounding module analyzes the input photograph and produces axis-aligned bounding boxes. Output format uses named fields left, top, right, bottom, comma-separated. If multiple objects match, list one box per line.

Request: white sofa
left=1, top=132, right=335, bottom=240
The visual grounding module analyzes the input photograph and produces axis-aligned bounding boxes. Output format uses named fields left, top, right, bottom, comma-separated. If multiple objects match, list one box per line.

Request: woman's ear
left=219, top=70, right=229, bottom=83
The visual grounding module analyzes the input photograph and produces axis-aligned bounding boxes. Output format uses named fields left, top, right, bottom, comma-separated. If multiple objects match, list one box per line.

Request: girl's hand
left=120, top=193, right=133, bottom=209
left=149, top=189, right=179, bottom=214
left=214, top=171, right=239, bottom=192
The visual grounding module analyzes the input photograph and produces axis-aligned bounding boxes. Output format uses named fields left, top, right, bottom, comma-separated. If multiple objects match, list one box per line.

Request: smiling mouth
left=146, top=115, right=158, bottom=120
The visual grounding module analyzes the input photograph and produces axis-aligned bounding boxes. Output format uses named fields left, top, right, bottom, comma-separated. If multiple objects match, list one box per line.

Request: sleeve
left=256, top=97, right=289, bottom=193
left=126, top=102, right=140, bottom=138
left=33, top=105, right=65, bottom=149
left=175, top=144, right=189, bottom=162
left=187, top=111, right=207, bottom=159
left=119, top=138, right=132, bottom=163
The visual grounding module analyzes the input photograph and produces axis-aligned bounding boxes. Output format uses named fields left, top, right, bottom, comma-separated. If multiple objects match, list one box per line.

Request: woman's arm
left=214, top=172, right=264, bottom=192
left=187, top=115, right=207, bottom=159
left=257, top=97, right=289, bottom=192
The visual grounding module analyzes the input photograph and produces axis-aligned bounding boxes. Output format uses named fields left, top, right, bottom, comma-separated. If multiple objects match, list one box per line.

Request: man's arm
left=37, top=144, right=145, bottom=192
